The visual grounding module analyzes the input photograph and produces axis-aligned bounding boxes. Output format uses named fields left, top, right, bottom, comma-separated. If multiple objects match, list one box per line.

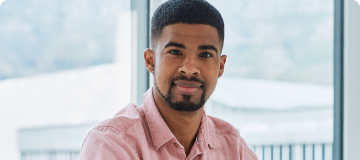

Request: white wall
left=344, top=0, right=360, bottom=159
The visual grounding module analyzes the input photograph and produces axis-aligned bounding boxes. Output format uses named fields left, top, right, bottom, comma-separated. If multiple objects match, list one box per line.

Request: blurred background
left=0, top=0, right=340, bottom=159
left=0, top=0, right=132, bottom=159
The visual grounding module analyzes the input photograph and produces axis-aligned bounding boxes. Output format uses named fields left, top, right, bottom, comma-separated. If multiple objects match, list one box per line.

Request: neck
left=152, top=87, right=203, bottom=156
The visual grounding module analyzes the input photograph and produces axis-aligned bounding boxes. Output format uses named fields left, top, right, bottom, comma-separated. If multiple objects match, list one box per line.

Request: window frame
left=333, top=0, right=345, bottom=159
left=131, top=0, right=150, bottom=105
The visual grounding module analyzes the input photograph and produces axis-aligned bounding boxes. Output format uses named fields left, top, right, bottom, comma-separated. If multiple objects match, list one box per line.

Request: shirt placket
left=186, top=137, right=205, bottom=160
left=172, top=139, right=187, bottom=160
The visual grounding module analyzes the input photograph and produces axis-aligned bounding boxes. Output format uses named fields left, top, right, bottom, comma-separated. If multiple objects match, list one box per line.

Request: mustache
left=170, top=76, right=206, bottom=87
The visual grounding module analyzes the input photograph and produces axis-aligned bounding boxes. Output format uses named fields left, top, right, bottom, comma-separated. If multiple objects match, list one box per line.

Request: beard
left=155, top=76, right=207, bottom=112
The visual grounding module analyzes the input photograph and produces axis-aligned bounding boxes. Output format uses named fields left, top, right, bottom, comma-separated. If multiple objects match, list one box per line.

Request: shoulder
left=80, top=103, right=143, bottom=159
left=206, top=115, right=258, bottom=160
left=207, top=115, right=238, bottom=134
left=83, top=103, right=143, bottom=143
left=95, top=103, right=142, bottom=133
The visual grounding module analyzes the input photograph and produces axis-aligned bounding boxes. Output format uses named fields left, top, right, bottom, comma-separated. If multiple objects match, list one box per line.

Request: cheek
left=201, top=60, right=220, bottom=77
left=201, top=62, right=220, bottom=92
left=154, top=58, right=179, bottom=89
left=206, top=78, right=217, bottom=93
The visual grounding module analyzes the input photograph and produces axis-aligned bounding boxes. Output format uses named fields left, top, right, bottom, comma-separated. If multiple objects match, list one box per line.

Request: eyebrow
left=164, top=42, right=218, bottom=54
left=164, top=42, right=186, bottom=49
left=198, top=45, right=218, bottom=54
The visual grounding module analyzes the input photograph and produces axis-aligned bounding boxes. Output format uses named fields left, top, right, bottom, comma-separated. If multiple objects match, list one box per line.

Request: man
left=80, top=0, right=258, bottom=159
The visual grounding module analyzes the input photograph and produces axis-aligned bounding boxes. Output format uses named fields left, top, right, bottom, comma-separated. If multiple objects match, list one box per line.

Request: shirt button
left=174, top=142, right=179, bottom=147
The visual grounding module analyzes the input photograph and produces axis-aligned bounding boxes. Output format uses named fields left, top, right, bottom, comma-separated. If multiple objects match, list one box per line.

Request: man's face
left=148, top=23, right=226, bottom=112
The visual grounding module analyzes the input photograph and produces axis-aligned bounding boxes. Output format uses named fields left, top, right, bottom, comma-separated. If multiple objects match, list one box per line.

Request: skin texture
left=144, top=23, right=227, bottom=156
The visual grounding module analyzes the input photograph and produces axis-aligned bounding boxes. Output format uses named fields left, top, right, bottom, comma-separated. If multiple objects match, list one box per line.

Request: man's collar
left=143, top=87, right=175, bottom=150
left=142, top=87, right=222, bottom=151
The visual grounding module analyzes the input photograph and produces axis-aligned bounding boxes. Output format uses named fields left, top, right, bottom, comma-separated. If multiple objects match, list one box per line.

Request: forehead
left=158, top=23, right=220, bottom=49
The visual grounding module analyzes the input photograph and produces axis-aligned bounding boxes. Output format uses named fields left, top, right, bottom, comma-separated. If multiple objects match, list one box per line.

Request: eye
left=169, top=50, right=182, bottom=55
left=199, top=52, right=213, bottom=58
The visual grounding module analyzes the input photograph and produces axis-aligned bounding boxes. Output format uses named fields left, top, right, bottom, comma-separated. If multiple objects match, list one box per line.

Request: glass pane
left=205, top=0, right=334, bottom=159
left=0, top=0, right=131, bottom=159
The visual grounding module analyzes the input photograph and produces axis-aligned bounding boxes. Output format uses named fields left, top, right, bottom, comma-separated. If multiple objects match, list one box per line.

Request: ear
left=144, top=48, right=155, bottom=75
left=218, top=54, right=227, bottom=78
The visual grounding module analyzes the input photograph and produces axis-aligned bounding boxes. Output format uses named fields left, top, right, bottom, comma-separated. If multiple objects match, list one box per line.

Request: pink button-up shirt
left=80, top=88, right=258, bottom=160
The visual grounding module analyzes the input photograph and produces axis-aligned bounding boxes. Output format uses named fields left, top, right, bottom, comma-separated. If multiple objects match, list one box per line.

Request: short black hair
left=151, top=0, right=224, bottom=50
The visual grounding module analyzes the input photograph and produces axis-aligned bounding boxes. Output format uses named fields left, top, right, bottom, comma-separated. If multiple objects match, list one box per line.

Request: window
left=0, top=0, right=341, bottom=159
left=0, top=0, right=132, bottom=159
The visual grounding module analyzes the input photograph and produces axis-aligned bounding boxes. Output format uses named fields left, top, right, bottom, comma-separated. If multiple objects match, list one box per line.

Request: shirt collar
left=142, top=87, right=222, bottom=151
left=198, top=111, right=222, bottom=150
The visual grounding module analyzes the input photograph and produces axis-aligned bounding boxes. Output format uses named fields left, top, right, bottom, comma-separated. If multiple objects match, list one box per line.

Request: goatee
left=155, top=76, right=207, bottom=112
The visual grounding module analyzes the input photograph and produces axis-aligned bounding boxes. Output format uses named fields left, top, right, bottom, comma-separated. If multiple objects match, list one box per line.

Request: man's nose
left=178, top=57, right=200, bottom=76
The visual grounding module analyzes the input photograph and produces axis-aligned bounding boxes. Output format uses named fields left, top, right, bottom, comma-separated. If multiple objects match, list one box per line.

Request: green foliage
left=209, top=0, right=333, bottom=84
left=0, top=0, right=129, bottom=79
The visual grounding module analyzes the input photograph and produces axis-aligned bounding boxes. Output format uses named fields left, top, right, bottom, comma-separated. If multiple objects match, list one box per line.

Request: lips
left=174, top=81, right=202, bottom=95
left=174, top=81, right=201, bottom=88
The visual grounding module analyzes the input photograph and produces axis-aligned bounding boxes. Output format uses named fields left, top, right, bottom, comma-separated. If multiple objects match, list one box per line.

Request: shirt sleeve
left=237, top=130, right=259, bottom=160
left=80, top=126, right=139, bottom=160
